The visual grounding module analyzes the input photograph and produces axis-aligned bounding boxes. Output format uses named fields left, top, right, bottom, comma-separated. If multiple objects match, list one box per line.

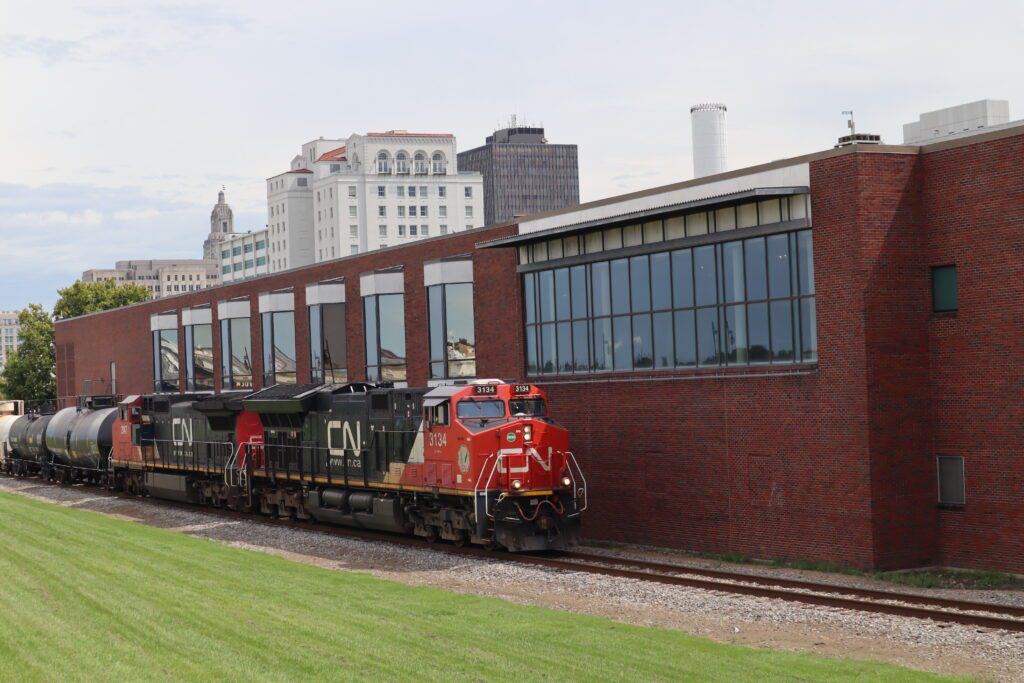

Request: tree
left=0, top=305, right=55, bottom=403
left=53, top=279, right=151, bottom=320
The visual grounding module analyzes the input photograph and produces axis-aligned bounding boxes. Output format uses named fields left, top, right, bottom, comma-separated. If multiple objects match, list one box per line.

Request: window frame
left=931, top=264, right=958, bottom=313
left=363, top=293, right=407, bottom=382
left=309, top=302, right=348, bottom=384
left=427, top=282, right=476, bottom=380
left=260, top=310, right=297, bottom=386
left=183, top=322, right=214, bottom=391
left=936, top=455, right=966, bottom=506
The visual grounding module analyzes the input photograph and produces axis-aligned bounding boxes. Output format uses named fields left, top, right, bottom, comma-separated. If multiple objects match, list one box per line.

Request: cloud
left=14, top=209, right=102, bottom=226
left=112, top=208, right=161, bottom=221
left=0, top=34, right=84, bottom=65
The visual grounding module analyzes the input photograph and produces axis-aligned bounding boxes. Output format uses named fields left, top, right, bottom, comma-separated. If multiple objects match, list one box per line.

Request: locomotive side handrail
left=563, top=450, right=588, bottom=514
left=140, top=438, right=234, bottom=474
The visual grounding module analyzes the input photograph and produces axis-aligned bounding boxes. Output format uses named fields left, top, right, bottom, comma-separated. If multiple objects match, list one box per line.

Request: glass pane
left=770, top=300, right=794, bottom=363
left=652, top=312, right=672, bottom=368
left=800, top=298, right=817, bottom=362
left=747, top=303, right=769, bottom=364
left=931, top=266, right=958, bottom=312
left=632, top=314, right=653, bottom=369
left=523, top=273, right=536, bottom=324
left=557, top=322, right=573, bottom=373
left=538, top=270, right=555, bottom=322
left=629, top=255, right=650, bottom=312
left=273, top=311, right=296, bottom=384
left=159, top=329, right=178, bottom=388
left=230, top=317, right=252, bottom=389
left=592, top=318, right=612, bottom=372
left=696, top=307, right=721, bottom=367
left=724, top=304, right=747, bottom=365
left=745, top=237, right=767, bottom=301
left=322, top=303, right=347, bottom=383
left=431, top=361, right=446, bottom=378
left=363, top=297, right=378, bottom=367
left=612, top=315, right=632, bottom=371
left=671, top=249, right=694, bottom=308
left=797, top=230, right=815, bottom=295
left=611, top=259, right=630, bottom=315
left=377, top=295, right=406, bottom=376
left=591, top=262, right=611, bottom=317
left=540, top=323, right=556, bottom=374
left=722, top=241, right=744, bottom=303
left=938, top=456, right=965, bottom=505
left=685, top=212, right=708, bottom=236
left=767, top=234, right=791, bottom=298
left=572, top=320, right=589, bottom=372
left=220, top=319, right=231, bottom=385
left=664, top=216, right=685, bottom=240
left=694, top=245, right=717, bottom=307
left=525, top=325, right=538, bottom=374
left=193, top=324, right=214, bottom=389
left=428, top=286, right=445, bottom=364
left=445, top=284, right=475, bottom=377
left=261, top=313, right=273, bottom=383
left=650, top=253, right=671, bottom=310
left=184, top=326, right=194, bottom=387
left=674, top=310, right=696, bottom=367
left=555, top=268, right=570, bottom=320
left=448, top=360, right=475, bottom=378
left=623, top=224, right=642, bottom=247
left=309, top=305, right=323, bottom=382
left=570, top=265, right=587, bottom=319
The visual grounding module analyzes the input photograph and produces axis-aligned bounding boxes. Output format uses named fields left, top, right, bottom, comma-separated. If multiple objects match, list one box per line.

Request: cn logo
left=172, top=418, right=193, bottom=446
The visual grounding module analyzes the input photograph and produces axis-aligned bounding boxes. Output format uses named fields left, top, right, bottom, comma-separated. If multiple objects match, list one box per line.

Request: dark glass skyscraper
left=458, top=126, right=579, bottom=226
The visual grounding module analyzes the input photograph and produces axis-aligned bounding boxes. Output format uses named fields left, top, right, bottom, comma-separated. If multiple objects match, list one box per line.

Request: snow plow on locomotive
left=96, top=379, right=584, bottom=552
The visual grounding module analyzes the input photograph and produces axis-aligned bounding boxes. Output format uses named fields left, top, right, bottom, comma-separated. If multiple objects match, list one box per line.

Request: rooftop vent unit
left=835, top=111, right=881, bottom=148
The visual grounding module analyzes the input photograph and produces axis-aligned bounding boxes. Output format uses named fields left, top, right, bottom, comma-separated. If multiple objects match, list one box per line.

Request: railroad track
left=6, top=476, right=1024, bottom=633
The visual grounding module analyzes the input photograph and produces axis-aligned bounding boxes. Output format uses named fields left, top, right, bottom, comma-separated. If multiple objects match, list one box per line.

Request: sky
left=1, top=0, right=1022, bottom=311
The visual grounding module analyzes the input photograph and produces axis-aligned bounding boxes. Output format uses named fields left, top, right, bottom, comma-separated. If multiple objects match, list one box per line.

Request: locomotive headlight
left=561, top=475, right=572, bottom=487
left=524, top=425, right=533, bottom=441
left=511, top=479, right=523, bottom=490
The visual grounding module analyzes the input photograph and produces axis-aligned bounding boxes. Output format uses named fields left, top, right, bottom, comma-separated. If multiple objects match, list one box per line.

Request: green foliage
left=0, top=492, right=960, bottom=682
left=0, top=305, right=55, bottom=404
left=873, top=569, right=1024, bottom=590
left=53, top=278, right=150, bottom=321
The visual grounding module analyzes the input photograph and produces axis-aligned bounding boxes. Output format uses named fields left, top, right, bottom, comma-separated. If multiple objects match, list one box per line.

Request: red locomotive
left=102, top=380, right=584, bottom=551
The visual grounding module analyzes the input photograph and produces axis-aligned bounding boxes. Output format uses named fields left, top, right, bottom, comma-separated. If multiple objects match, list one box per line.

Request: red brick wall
left=920, top=135, right=1024, bottom=572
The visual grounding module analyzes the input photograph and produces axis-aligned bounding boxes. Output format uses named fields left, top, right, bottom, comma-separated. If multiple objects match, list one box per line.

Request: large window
left=261, top=311, right=297, bottom=385
left=152, top=329, right=179, bottom=392
left=364, top=294, right=406, bottom=381
left=523, top=229, right=816, bottom=375
left=309, top=303, right=347, bottom=383
left=937, top=455, right=965, bottom=505
left=428, top=283, right=476, bottom=379
left=220, top=317, right=253, bottom=389
left=184, top=323, right=214, bottom=391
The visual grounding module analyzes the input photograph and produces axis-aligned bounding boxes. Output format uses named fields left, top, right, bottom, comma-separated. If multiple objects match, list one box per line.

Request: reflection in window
left=364, top=294, right=406, bottom=381
left=523, top=229, right=816, bottom=375
left=309, top=303, right=347, bottom=384
left=428, top=283, right=476, bottom=379
left=153, top=329, right=179, bottom=392
left=261, top=311, right=296, bottom=385
left=184, top=323, right=214, bottom=391
left=220, top=317, right=253, bottom=390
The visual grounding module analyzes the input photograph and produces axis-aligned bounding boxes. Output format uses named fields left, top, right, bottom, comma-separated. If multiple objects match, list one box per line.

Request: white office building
left=0, top=311, right=21, bottom=373
left=266, top=131, right=484, bottom=271
left=219, top=228, right=270, bottom=283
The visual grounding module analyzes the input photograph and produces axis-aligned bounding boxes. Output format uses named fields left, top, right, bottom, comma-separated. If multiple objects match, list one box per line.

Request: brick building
left=54, top=124, right=1024, bottom=573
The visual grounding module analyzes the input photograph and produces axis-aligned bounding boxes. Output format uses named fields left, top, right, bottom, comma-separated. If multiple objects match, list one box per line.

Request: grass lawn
left=0, top=492, right=966, bottom=682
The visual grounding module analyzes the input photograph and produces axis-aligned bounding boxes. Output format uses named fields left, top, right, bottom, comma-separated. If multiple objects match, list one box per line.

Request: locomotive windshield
left=509, top=398, right=546, bottom=417
left=456, top=399, right=506, bottom=419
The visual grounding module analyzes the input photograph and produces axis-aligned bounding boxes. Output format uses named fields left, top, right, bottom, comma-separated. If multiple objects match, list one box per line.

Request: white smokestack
left=690, top=103, right=728, bottom=178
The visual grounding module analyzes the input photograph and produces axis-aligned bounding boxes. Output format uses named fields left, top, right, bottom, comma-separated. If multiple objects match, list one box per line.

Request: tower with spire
left=204, top=186, right=234, bottom=260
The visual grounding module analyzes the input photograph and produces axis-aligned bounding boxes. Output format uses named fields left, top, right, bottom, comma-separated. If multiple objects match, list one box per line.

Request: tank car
left=41, top=397, right=120, bottom=483
left=0, top=400, right=24, bottom=473
left=5, top=412, right=55, bottom=477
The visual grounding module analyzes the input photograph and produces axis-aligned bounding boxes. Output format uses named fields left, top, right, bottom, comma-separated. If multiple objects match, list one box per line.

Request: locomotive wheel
left=423, top=526, right=439, bottom=543
left=452, top=531, right=467, bottom=547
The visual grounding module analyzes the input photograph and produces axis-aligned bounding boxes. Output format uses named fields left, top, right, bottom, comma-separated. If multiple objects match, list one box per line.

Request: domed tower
left=204, top=187, right=234, bottom=260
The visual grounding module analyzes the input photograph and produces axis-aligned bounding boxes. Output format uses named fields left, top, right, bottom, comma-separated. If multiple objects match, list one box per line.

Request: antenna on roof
left=842, top=110, right=855, bottom=136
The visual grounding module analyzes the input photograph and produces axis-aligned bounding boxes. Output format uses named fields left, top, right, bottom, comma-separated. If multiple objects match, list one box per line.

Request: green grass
left=0, top=493, right=967, bottom=682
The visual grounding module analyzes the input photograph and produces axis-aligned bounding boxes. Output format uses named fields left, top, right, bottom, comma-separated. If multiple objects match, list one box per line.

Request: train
left=0, top=381, right=585, bottom=551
